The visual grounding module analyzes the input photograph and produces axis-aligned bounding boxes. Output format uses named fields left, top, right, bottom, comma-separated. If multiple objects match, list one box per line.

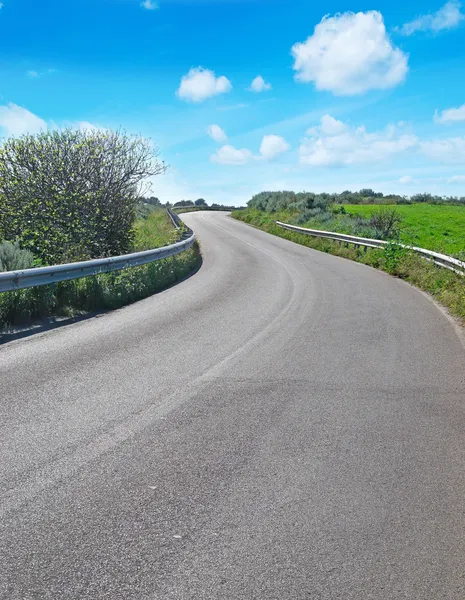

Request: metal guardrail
left=0, top=210, right=195, bottom=293
left=276, top=221, right=465, bottom=275
left=167, top=207, right=183, bottom=231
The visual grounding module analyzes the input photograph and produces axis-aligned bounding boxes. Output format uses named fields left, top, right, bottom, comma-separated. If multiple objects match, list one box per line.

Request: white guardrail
left=276, top=221, right=465, bottom=275
left=0, top=209, right=195, bottom=293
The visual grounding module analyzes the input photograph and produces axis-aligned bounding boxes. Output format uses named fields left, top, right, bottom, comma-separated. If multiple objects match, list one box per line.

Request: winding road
left=1, top=211, right=465, bottom=599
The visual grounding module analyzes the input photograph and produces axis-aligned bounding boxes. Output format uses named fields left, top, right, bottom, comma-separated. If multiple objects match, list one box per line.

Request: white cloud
left=177, top=67, right=232, bottom=102
left=207, top=124, right=227, bottom=143
left=27, top=71, right=39, bottom=78
left=421, top=136, right=465, bottom=163
left=448, top=175, right=465, bottom=182
left=300, top=115, right=418, bottom=166
left=0, top=105, right=106, bottom=138
left=434, top=103, right=465, bottom=124
left=398, top=1, right=464, bottom=35
left=210, top=134, right=289, bottom=164
left=0, top=103, right=47, bottom=137
left=259, top=135, right=290, bottom=159
left=211, top=145, right=253, bottom=166
left=399, top=175, right=413, bottom=183
left=319, top=114, right=347, bottom=135
left=77, top=121, right=105, bottom=132
left=147, top=170, right=200, bottom=205
left=249, top=75, right=272, bottom=93
left=291, top=10, right=408, bottom=95
left=141, top=0, right=158, bottom=10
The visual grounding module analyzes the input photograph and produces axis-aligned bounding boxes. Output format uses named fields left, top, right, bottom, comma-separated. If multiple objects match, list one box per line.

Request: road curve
left=1, top=211, right=465, bottom=599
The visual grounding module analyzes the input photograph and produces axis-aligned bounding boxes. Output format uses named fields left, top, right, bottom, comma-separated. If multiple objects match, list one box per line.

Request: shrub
left=379, top=243, right=409, bottom=274
left=0, top=129, right=166, bottom=264
left=0, top=241, right=35, bottom=272
left=248, top=191, right=335, bottom=213
left=368, top=207, right=402, bottom=240
left=349, top=217, right=378, bottom=238
left=411, top=193, right=432, bottom=203
left=332, top=205, right=347, bottom=215
left=297, top=207, right=327, bottom=222
left=174, top=200, right=195, bottom=208
left=135, top=201, right=157, bottom=220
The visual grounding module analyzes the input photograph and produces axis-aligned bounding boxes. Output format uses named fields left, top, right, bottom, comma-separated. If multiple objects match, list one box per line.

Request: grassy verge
left=232, top=209, right=465, bottom=324
left=133, top=209, right=181, bottom=250
left=0, top=210, right=200, bottom=328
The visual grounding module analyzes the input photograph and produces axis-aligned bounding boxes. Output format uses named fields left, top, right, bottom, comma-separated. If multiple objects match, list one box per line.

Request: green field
left=344, top=204, right=465, bottom=256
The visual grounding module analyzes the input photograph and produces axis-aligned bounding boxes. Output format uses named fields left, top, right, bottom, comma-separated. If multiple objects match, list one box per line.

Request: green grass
left=0, top=209, right=200, bottom=328
left=344, top=204, right=465, bottom=257
left=133, top=209, right=180, bottom=250
left=232, top=209, right=465, bottom=325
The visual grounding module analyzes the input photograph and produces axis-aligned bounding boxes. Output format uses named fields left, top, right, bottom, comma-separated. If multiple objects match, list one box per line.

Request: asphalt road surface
left=1, top=211, right=465, bottom=600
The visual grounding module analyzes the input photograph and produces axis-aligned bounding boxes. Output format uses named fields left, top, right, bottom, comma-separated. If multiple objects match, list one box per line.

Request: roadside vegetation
left=0, top=207, right=200, bottom=328
left=137, top=197, right=245, bottom=215
left=0, top=129, right=200, bottom=328
left=243, top=190, right=465, bottom=257
left=233, top=190, right=465, bottom=324
left=172, top=199, right=246, bottom=213
left=133, top=209, right=181, bottom=251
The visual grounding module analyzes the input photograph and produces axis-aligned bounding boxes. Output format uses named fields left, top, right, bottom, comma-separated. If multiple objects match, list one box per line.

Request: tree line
left=248, top=189, right=465, bottom=213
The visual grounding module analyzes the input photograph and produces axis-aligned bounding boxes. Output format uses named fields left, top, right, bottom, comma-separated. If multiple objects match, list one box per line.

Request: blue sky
left=0, top=0, right=465, bottom=204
